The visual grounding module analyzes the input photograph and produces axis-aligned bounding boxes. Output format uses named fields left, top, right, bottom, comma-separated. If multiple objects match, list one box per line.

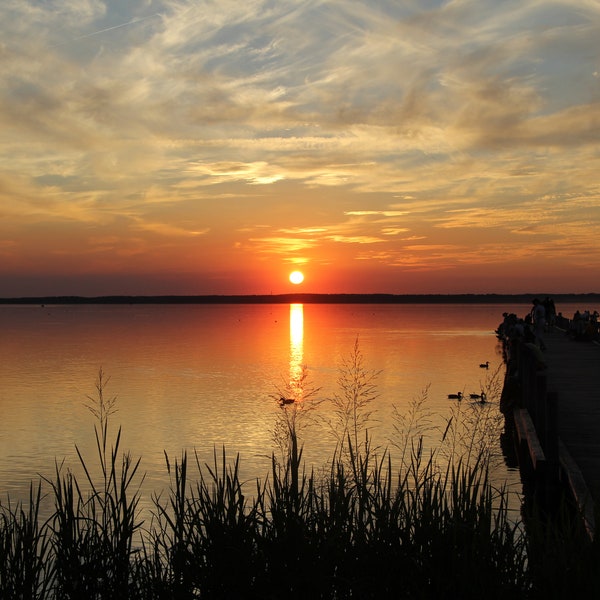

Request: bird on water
left=479, top=361, right=489, bottom=369
left=447, top=392, right=463, bottom=400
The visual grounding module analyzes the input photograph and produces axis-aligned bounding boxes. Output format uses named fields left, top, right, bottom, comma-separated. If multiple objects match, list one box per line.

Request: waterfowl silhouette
left=447, top=392, right=463, bottom=400
left=279, top=397, right=295, bottom=406
left=479, top=361, right=489, bottom=369
left=469, top=392, right=487, bottom=403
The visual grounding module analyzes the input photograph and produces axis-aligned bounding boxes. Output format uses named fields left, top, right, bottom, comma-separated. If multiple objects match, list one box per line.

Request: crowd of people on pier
left=497, top=297, right=600, bottom=351
left=496, top=297, right=555, bottom=352
left=558, top=308, right=600, bottom=342
left=496, top=298, right=557, bottom=390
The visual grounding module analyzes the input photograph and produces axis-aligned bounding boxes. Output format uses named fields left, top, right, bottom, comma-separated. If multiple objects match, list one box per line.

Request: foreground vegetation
left=1, top=347, right=599, bottom=599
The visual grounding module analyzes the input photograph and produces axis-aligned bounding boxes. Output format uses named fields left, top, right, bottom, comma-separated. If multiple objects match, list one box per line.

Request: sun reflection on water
left=289, top=303, right=304, bottom=398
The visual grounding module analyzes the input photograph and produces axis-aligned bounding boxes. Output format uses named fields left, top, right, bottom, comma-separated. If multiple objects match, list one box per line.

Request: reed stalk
left=44, top=368, right=144, bottom=599
left=0, top=482, right=53, bottom=599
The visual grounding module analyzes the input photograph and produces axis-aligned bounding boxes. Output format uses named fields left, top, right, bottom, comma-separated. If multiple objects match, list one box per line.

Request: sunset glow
left=1, top=2, right=599, bottom=297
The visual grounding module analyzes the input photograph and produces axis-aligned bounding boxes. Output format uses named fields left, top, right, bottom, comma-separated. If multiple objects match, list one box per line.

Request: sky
left=1, top=0, right=599, bottom=297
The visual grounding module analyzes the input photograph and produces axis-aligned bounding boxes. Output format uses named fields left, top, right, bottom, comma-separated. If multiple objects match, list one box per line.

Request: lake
left=0, top=301, right=562, bottom=519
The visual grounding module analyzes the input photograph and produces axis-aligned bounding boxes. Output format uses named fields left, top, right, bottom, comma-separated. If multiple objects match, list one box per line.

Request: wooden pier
left=545, top=329, right=600, bottom=524
left=503, top=325, right=600, bottom=539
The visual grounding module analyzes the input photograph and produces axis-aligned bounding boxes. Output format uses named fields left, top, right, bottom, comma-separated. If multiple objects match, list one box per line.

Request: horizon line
left=2, top=292, right=600, bottom=305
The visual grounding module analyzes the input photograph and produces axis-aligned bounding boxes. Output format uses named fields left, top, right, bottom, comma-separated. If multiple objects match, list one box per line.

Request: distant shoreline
left=2, top=293, right=600, bottom=305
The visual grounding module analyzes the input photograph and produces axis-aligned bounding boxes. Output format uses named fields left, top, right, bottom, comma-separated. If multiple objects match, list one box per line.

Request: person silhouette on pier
left=543, top=296, right=556, bottom=326
left=531, top=298, right=547, bottom=351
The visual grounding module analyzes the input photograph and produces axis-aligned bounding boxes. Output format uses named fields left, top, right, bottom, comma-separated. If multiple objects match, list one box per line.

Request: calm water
left=1, top=301, right=561, bottom=517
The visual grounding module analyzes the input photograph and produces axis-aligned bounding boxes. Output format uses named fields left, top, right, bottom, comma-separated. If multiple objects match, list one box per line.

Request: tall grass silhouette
left=1, top=347, right=598, bottom=598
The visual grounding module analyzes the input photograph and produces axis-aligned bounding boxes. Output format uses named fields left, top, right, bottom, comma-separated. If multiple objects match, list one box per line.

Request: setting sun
left=289, top=271, right=304, bottom=285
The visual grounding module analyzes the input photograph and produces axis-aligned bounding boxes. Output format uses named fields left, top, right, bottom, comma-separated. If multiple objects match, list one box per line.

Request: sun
left=289, top=270, right=304, bottom=285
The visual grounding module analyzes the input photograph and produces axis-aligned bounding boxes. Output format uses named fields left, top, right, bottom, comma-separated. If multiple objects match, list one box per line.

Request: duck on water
left=448, top=391, right=487, bottom=403
left=469, top=392, right=487, bottom=403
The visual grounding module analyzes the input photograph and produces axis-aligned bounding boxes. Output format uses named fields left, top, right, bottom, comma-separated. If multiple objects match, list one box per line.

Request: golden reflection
left=289, top=303, right=304, bottom=399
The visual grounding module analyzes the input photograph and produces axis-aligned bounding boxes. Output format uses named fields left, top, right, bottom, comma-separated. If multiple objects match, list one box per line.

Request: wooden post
left=525, top=348, right=538, bottom=423
left=520, top=344, right=529, bottom=409
left=545, top=391, right=559, bottom=506
left=535, top=372, right=547, bottom=449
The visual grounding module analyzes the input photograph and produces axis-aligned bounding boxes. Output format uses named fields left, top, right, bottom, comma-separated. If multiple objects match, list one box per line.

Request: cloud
left=249, top=236, right=319, bottom=254
left=345, top=210, right=408, bottom=217
left=134, top=221, right=210, bottom=237
left=325, top=234, right=385, bottom=244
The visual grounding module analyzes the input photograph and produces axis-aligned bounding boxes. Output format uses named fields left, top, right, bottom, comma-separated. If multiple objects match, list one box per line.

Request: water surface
left=1, top=301, right=554, bottom=516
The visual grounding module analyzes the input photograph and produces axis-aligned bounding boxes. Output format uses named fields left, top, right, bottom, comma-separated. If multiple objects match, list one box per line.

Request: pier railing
left=510, top=343, right=558, bottom=504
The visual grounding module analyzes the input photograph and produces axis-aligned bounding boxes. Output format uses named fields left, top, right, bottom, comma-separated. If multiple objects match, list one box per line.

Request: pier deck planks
left=542, top=328, right=600, bottom=501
